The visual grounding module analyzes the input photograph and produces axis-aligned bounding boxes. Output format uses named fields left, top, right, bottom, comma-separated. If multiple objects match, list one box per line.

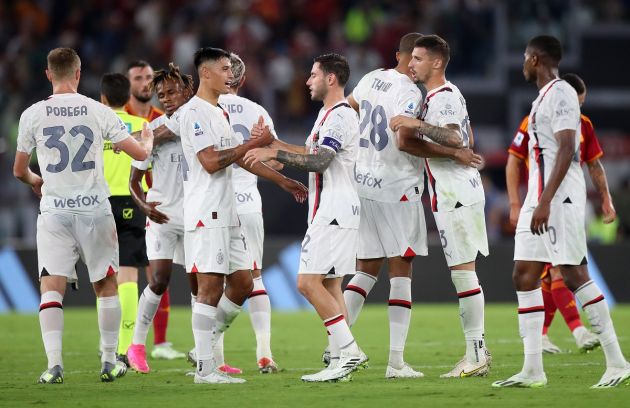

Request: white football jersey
left=218, top=93, right=277, bottom=215
left=165, top=106, right=182, bottom=137
left=16, top=93, right=129, bottom=215
left=524, top=79, right=584, bottom=208
left=132, top=114, right=184, bottom=226
left=179, top=96, right=239, bottom=231
left=352, top=68, right=424, bottom=202
left=305, top=101, right=360, bottom=229
left=421, top=81, right=484, bottom=212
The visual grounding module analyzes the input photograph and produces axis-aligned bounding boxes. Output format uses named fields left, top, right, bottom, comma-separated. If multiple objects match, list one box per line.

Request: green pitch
left=1, top=304, right=629, bottom=407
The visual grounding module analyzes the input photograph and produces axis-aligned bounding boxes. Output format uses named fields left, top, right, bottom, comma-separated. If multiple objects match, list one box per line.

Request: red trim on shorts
left=582, top=295, right=605, bottom=308
left=388, top=299, right=412, bottom=309
left=403, top=247, right=416, bottom=258
left=425, top=159, right=438, bottom=212
left=106, top=266, right=116, bottom=277
left=253, top=261, right=258, bottom=270
left=400, top=194, right=408, bottom=202
left=324, top=314, right=345, bottom=327
left=196, top=220, right=205, bottom=228
left=345, top=285, right=367, bottom=298
left=191, top=264, right=199, bottom=273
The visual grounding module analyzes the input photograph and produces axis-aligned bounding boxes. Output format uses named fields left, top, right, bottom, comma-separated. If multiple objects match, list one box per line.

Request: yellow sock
left=117, top=282, right=138, bottom=355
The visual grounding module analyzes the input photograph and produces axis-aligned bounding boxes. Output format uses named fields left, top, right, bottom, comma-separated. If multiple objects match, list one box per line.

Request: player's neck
left=536, top=68, right=559, bottom=91
left=196, top=87, right=221, bottom=106
left=322, top=87, right=345, bottom=110
left=52, top=81, right=78, bottom=94
left=394, top=64, right=412, bottom=80
left=128, top=97, right=151, bottom=118
left=424, top=75, right=447, bottom=93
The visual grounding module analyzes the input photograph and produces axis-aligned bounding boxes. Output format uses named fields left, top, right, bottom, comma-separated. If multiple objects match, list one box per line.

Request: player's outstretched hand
left=390, top=115, right=421, bottom=132
left=453, top=148, right=483, bottom=168
left=244, top=148, right=276, bottom=166
left=281, top=178, right=308, bottom=203
left=530, top=201, right=550, bottom=235
left=31, top=176, right=43, bottom=198
left=142, top=201, right=169, bottom=224
left=602, top=199, right=617, bottom=224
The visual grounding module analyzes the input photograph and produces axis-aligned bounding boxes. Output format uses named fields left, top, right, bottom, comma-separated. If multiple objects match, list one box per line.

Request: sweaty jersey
left=16, top=93, right=130, bottom=215
left=218, top=93, right=277, bottom=215
left=179, top=96, right=239, bottom=231
left=522, top=79, right=583, bottom=208
left=509, top=114, right=603, bottom=166
left=352, top=68, right=424, bottom=202
left=305, top=101, right=360, bottom=229
left=132, top=114, right=184, bottom=226
left=421, top=81, right=484, bottom=212
left=103, top=110, right=148, bottom=196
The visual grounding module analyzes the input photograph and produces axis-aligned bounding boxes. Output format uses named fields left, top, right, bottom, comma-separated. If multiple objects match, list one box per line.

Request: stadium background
left=1, top=0, right=629, bottom=311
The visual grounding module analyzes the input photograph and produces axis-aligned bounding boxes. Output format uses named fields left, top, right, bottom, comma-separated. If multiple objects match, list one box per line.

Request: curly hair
left=150, top=62, right=194, bottom=94
left=229, top=53, right=246, bottom=88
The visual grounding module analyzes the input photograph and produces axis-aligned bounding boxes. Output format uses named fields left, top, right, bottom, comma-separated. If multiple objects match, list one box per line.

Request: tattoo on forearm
left=588, top=160, right=610, bottom=197
left=217, top=149, right=238, bottom=170
left=276, top=149, right=335, bottom=172
left=417, top=122, right=462, bottom=147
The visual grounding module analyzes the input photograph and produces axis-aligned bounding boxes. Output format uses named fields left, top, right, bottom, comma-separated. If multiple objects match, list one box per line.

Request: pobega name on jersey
left=352, top=68, right=424, bottom=202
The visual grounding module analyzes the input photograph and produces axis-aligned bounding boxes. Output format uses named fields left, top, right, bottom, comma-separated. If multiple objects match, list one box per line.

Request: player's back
left=218, top=93, right=275, bottom=214
left=352, top=68, right=424, bottom=202
left=17, top=93, right=130, bottom=215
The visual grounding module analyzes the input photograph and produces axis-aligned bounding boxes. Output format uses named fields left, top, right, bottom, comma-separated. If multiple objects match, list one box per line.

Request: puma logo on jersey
left=53, top=194, right=100, bottom=209
left=354, top=171, right=382, bottom=188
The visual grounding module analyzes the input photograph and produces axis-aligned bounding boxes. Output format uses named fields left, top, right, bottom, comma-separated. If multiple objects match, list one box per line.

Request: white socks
left=248, top=277, right=272, bottom=360
left=517, top=289, right=545, bottom=378
left=192, top=302, right=217, bottom=376
left=39, top=291, right=64, bottom=369
left=215, top=295, right=242, bottom=333
left=213, top=332, right=225, bottom=367
left=575, top=280, right=627, bottom=368
left=324, top=315, right=359, bottom=354
left=98, top=295, right=121, bottom=365
left=344, top=271, right=377, bottom=326
left=132, top=286, right=162, bottom=345
left=388, top=277, right=412, bottom=369
left=451, top=270, right=485, bottom=364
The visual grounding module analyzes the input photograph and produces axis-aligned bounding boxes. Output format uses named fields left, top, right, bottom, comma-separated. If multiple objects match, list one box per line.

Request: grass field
left=1, top=304, right=629, bottom=407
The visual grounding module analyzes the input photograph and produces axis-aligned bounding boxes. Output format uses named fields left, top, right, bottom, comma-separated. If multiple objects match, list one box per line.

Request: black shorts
left=109, top=196, right=148, bottom=267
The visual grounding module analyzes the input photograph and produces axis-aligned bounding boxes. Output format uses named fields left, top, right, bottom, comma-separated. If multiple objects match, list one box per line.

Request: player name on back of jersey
left=371, top=78, right=393, bottom=92
left=46, top=105, right=88, bottom=117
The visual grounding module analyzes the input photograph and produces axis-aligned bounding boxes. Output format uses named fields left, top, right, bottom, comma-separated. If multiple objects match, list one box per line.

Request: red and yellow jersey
left=508, top=114, right=603, bottom=168
left=124, top=103, right=163, bottom=122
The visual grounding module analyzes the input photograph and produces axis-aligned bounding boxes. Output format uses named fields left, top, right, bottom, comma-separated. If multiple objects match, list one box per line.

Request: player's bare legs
left=559, top=264, right=630, bottom=388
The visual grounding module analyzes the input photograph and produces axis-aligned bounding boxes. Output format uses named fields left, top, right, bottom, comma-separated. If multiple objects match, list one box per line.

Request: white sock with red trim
left=248, top=277, right=272, bottom=360
left=574, top=280, right=627, bottom=368
left=388, top=277, right=411, bottom=369
left=517, top=289, right=545, bottom=378
left=344, top=271, right=377, bottom=326
left=40, top=291, right=64, bottom=369
left=451, top=270, right=485, bottom=364
left=324, top=315, right=359, bottom=355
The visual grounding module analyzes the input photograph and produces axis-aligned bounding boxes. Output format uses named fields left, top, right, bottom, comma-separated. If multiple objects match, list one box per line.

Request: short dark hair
left=399, top=33, right=423, bottom=54
left=561, top=73, right=586, bottom=95
left=100, top=73, right=130, bottom=107
left=527, top=35, right=562, bottom=64
left=414, top=35, right=450, bottom=65
left=47, top=48, right=81, bottom=79
left=127, top=60, right=150, bottom=72
left=193, top=47, right=231, bottom=70
left=313, top=53, right=350, bottom=86
left=151, top=62, right=194, bottom=94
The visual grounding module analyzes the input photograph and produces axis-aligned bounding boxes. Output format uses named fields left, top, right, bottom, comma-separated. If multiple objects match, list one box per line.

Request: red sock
left=551, top=278, right=582, bottom=332
left=541, top=279, right=556, bottom=335
left=153, top=289, right=170, bottom=345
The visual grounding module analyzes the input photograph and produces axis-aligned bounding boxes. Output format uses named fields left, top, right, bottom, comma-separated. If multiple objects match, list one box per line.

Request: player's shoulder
left=580, top=114, right=593, bottom=127
left=149, top=114, right=167, bottom=129
left=553, top=80, right=578, bottom=99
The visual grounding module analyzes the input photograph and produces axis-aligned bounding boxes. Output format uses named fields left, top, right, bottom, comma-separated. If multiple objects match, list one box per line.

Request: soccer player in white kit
left=342, top=33, right=483, bottom=379
left=245, top=53, right=368, bottom=383
left=492, top=35, right=630, bottom=389
left=13, top=48, right=153, bottom=383
left=217, top=53, right=281, bottom=374
left=126, top=63, right=195, bottom=373
left=391, top=35, right=490, bottom=378
left=180, top=47, right=306, bottom=384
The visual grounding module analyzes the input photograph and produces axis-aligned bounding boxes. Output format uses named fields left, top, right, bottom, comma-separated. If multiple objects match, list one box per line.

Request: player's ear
left=45, top=69, right=53, bottom=82
left=100, top=94, right=108, bottom=105
left=395, top=51, right=401, bottom=63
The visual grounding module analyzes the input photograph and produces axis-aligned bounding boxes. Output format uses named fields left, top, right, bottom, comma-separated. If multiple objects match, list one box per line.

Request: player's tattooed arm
left=276, top=148, right=336, bottom=173
left=390, top=115, right=462, bottom=147
left=587, top=158, right=616, bottom=223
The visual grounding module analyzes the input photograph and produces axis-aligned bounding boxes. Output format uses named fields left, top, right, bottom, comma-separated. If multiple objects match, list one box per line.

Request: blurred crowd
left=1, top=0, right=629, bottom=246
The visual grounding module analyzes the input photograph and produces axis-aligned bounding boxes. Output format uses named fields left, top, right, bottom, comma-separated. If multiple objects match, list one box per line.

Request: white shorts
left=37, top=211, right=119, bottom=283
left=146, top=220, right=185, bottom=266
left=184, top=226, right=251, bottom=274
left=239, top=212, right=264, bottom=270
left=298, top=225, right=358, bottom=278
left=357, top=198, right=427, bottom=259
left=514, top=202, right=587, bottom=266
left=433, top=201, right=489, bottom=267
